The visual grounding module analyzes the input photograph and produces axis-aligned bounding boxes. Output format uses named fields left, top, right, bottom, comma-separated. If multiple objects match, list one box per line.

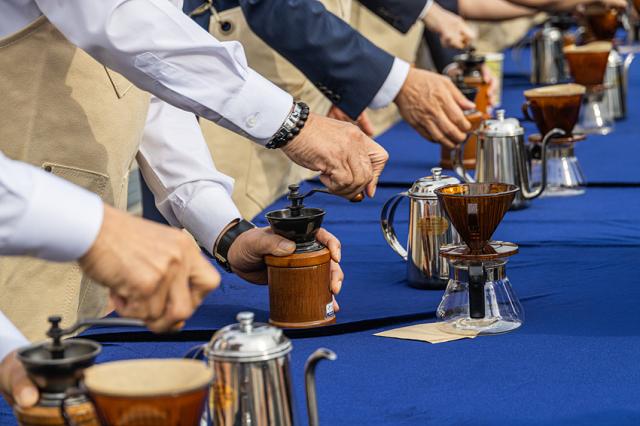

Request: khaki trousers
left=0, top=18, right=149, bottom=340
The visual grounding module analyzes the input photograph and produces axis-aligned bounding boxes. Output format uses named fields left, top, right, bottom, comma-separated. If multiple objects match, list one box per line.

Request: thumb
left=255, top=232, right=296, bottom=257
left=12, top=367, right=39, bottom=408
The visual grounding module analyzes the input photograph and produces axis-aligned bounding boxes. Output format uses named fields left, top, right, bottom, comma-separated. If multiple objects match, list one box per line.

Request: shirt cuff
left=0, top=312, right=28, bottom=362
left=11, top=170, right=104, bottom=262
left=369, top=58, right=411, bottom=109
left=419, top=0, right=435, bottom=20
left=175, top=185, right=242, bottom=254
left=222, top=69, right=293, bottom=145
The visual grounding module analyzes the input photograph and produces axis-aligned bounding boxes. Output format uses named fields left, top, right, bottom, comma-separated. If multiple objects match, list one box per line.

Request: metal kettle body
left=453, top=110, right=564, bottom=209
left=531, top=24, right=568, bottom=84
left=604, top=48, right=635, bottom=120
left=381, top=168, right=461, bottom=290
left=205, top=313, right=335, bottom=426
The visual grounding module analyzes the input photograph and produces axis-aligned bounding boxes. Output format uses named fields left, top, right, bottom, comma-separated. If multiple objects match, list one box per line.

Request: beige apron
left=0, top=17, right=149, bottom=340
left=349, top=2, right=424, bottom=135
left=200, top=0, right=351, bottom=220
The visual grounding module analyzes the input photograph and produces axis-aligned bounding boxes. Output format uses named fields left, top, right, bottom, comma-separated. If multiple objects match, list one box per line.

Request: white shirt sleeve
left=137, top=97, right=242, bottom=254
left=419, top=0, right=435, bottom=20
left=0, top=152, right=103, bottom=262
left=369, top=58, right=411, bottom=109
left=0, top=311, right=29, bottom=362
left=33, top=0, right=292, bottom=145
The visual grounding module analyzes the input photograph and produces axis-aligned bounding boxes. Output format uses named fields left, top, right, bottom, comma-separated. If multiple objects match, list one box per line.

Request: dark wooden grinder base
left=265, top=247, right=335, bottom=329
left=14, top=401, right=99, bottom=426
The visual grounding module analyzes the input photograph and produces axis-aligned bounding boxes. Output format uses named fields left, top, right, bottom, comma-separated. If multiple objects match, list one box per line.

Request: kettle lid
left=206, top=312, right=292, bottom=362
left=408, top=168, right=460, bottom=199
left=480, top=110, right=524, bottom=137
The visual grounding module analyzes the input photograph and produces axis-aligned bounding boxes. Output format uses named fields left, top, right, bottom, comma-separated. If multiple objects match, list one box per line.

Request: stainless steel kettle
left=531, top=22, right=569, bottom=84
left=204, top=312, right=335, bottom=426
left=380, top=168, right=461, bottom=290
left=453, top=110, right=564, bottom=210
left=604, top=47, right=635, bottom=120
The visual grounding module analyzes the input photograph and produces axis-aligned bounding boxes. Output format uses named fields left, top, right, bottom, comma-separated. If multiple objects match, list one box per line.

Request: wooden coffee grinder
left=441, top=47, right=490, bottom=170
left=265, top=185, right=361, bottom=329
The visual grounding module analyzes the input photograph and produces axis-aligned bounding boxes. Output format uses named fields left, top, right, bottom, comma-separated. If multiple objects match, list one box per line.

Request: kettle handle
left=521, top=100, right=534, bottom=122
left=305, top=348, right=337, bottom=426
left=380, top=193, right=409, bottom=260
left=452, top=135, right=475, bottom=183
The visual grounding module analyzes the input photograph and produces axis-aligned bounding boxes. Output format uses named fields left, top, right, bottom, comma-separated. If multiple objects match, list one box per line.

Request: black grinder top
left=265, top=185, right=327, bottom=253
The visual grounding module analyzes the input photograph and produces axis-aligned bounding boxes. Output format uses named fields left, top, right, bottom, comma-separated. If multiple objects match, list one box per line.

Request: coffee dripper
left=523, top=84, right=588, bottom=197
left=14, top=316, right=144, bottom=426
left=380, top=168, right=461, bottom=290
left=204, top=311, right=335, bottom=426
left=564, top=41, right=614, bottom=134
left=435, top=183, right=523, bottom=335
left=265, top=185, right=362, bottom=328
left=530, top=14, right=575, bottom=84
left=453, top=110, right=564, bottom=210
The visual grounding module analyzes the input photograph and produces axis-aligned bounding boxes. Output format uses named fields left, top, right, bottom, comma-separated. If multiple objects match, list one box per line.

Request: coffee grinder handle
left=380, top=193, right=409, bottom=260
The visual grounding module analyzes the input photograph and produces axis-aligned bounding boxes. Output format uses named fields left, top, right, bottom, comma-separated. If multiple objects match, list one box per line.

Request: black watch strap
left=214, top=219, right=256, bottom=272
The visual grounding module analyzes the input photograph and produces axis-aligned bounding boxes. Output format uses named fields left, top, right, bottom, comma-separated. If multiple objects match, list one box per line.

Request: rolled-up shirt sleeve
left=0, top=152, right=103, bottom=262
left=0, top=311, right=28, bottom=362
left=34, top=0, right=292, bottom=145
left=137, top=97, right=241, bottom=254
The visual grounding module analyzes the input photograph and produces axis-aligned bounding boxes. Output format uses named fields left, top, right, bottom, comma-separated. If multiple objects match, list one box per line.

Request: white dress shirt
left=0, top=0, right=293, bottom=145
left=138, top=96, right=241, bottom=253
left=0, top=0, right=411, bottom=119
left=0, top=152, right=104, bottom=358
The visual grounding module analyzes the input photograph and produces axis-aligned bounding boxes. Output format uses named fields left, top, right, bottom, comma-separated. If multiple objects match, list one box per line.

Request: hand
left=395, top=68, right=475, bottom=149
left=227, top=227, right=344, bottom=311
left=281, top=113, right=388, bottom=199
left=0, top=351, right=38, bottom=409
left=327, top=105, right=375, bottom=137
left=79, top=205, right=220, bottom=333
left=423, top=3, right=477, bottom=49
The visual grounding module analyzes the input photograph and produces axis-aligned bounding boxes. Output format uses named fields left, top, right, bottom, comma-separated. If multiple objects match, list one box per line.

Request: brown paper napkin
left=375, top=322, right=479, bottom=344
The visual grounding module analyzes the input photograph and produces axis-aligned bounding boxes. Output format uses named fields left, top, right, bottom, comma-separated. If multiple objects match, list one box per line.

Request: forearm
left=459, top=0, right=536, bottom=20
left=137, top=97, right=241, bottom=253
left=504, top=0, right=597, bottom=12
left=0, top=311, right=28, bottom=361
left=0, top=152, right=103, bottom=262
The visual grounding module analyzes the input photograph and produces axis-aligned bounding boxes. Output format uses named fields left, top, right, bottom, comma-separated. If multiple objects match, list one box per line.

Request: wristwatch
left=265, top=101, right=310, bottom=149
left=213, top=219, right=256, bottom=272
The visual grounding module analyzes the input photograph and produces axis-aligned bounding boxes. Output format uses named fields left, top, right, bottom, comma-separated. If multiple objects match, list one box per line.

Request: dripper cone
left=563, top=42, right=612, bottom=87
left=435, top=183, right=519, bottom=254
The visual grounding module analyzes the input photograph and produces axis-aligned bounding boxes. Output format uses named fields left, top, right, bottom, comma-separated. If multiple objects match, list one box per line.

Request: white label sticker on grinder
left=326, top=302, right=335, bottom=318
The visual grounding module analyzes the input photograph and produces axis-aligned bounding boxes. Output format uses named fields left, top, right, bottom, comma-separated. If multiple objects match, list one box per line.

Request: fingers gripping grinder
left=265, top=185, right=361, bottom=328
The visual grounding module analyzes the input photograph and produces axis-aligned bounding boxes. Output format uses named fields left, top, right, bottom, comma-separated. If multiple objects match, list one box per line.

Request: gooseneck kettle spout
left=305, top=348, right=337, bottom=426
left=519, top=127, right=565, bottom=200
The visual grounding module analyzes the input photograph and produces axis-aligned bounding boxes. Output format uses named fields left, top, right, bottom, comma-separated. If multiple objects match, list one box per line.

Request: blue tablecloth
left=2, top=47, right=640, bottom=425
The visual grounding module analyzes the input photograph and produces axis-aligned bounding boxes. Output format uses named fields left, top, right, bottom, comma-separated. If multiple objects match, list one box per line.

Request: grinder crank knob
left=350, top=193, right=364, bottom=203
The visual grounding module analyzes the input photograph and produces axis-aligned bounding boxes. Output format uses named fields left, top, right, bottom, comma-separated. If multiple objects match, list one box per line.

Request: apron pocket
left=42, top=162, right=110, bottom=201
left=104, top=67, right=135, bottom=99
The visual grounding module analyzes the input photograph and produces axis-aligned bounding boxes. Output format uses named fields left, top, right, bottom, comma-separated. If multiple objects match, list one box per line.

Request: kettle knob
left=236, top=312, right=254, bottom=332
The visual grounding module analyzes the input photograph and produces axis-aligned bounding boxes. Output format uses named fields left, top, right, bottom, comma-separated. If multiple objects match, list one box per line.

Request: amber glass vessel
left=83, top=359, right=212, bottom=426
left=563, top=42, right=612, bottom=87
left=583, top=5, right=620, bottom=41
left=522, top=84, right=585, bottom=136
left=435, top=183, right=518, bottom=254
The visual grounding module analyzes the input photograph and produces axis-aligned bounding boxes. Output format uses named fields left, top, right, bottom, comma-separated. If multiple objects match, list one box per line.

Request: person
left=182, top=0, right=475, bottom=217
left=0, top=0, right=356, bottom=340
